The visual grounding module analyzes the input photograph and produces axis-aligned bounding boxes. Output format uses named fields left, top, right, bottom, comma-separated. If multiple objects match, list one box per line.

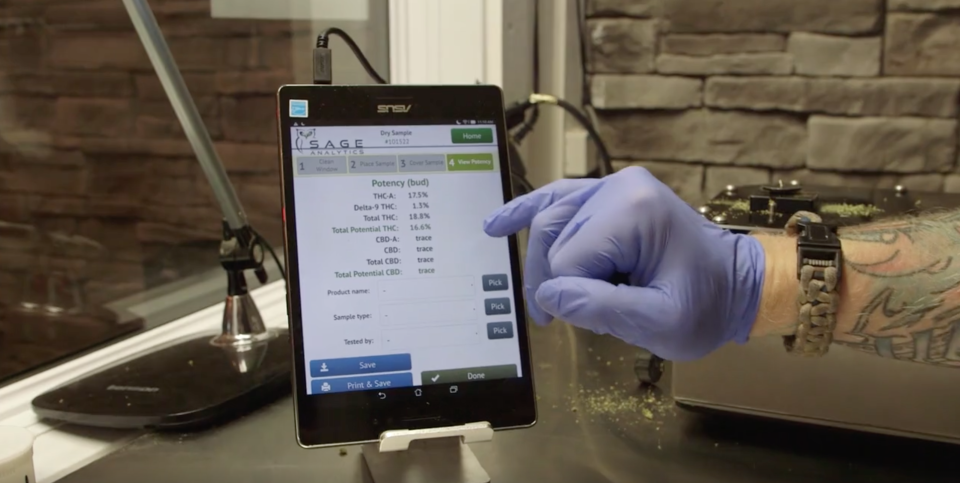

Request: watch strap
left=783, top=211, right=841, bottom=357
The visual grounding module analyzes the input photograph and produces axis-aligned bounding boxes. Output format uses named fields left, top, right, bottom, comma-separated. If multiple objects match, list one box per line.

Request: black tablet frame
left=276, top=84, right=537, bottom=448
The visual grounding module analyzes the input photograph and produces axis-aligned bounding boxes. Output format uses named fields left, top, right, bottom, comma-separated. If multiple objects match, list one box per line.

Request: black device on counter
left=277, top=84, right=537, bottom=447
left=699, top=181, right=932, bottom=233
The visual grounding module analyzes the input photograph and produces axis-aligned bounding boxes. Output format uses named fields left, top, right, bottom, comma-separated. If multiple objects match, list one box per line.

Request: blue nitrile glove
left=483, top=167, right=766, bottom=361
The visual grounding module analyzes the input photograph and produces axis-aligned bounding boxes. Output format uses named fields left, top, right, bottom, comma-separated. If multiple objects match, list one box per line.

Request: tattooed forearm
left=835, top=210, right=960, bottom=367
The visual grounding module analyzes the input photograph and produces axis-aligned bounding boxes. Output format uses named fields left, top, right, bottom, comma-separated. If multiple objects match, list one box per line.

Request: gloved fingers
left=483, top=178, right=600, bottom=237
left=522, top=185, right=602, bottom=325
left=521, top=182, right=611, bottom=325
left=547, top=169, right=663, bottom=280
left=546, top=200, right=636, bottom=281
left=535, top=276, right=673, bottom=345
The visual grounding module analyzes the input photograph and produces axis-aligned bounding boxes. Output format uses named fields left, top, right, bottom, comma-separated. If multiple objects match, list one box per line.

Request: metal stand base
left=212, top=294, right=278, bottom=348
left=361, top=422, right=494, bottom=483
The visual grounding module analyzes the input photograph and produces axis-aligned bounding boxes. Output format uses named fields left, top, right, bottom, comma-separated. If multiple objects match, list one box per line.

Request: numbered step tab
left=349, top=155, right=399, bottom=174
left=297, top=156, right=348, bottom=175
left=399, top=154, right=447, bottom=173
left=447, top=153, right=495, bottom=172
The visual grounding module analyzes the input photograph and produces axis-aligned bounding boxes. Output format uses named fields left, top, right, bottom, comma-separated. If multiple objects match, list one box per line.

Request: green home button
left=451, top=128, right=493, bottom=144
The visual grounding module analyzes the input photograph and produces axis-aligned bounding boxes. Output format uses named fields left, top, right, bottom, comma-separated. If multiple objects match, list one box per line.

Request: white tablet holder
left=361, top=422, right=494, bottom=483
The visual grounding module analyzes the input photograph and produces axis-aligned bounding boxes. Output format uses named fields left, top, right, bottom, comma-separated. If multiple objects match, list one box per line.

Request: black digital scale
left=701, top=181, right=938, bottom=235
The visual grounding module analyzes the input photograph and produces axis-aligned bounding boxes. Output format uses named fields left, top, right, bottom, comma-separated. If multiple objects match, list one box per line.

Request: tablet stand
left=361, top=422, right=494, bottom=483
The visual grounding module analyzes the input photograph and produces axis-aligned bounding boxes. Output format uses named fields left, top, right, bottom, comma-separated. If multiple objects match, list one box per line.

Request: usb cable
left=314, top=28, right=387, bottom=85
left=307, top=28, right=613, bottom=192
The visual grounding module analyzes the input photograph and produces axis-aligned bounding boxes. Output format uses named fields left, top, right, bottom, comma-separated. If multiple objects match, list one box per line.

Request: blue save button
left=311, top=373, right=413, bottom=395
left=309, top=353, right=412, bottom=378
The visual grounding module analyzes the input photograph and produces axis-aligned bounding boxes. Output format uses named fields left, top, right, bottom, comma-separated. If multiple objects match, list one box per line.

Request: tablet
left=276, top=84, right=537, bottom=447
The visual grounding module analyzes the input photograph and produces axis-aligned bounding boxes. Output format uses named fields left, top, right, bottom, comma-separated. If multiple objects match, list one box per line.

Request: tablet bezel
left=276, top=84, right=537, bottom=448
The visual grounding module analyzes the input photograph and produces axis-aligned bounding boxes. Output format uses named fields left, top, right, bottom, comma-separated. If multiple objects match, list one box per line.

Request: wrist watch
left=783, top=211, right=842, bottom=356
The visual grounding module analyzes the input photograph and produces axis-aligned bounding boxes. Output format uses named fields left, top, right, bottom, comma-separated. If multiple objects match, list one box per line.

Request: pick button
left=487, top=322, right=513, bottom=340
left=481, top=274, right=508, bottom=292
left=484, top=298, right=511, bottom=316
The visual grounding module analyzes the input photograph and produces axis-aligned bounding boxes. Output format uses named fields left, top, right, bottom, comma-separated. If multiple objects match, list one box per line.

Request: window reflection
left=0, top=0, right=389, bottom=383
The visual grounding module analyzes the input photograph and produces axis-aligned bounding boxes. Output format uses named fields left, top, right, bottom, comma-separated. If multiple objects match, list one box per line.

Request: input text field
left=382, top=324, right=481, bottom=351
left=378, top=276, right=475, bottom=302
left=379, top=299, right=477, bottom=326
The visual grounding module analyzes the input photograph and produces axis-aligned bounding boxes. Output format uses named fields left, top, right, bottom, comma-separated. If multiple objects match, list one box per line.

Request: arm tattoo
left=837, top=210, right=960, bottom=367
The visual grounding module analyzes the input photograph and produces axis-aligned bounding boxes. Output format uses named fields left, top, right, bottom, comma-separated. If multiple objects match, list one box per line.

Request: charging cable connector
left=313, top=35, right=333, bottom=85
left=313, top=28, right=387, bottom=86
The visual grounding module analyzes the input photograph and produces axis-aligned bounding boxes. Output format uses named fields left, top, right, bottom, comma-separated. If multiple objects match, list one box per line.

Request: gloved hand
left=483, top=167, right=766, bottom=361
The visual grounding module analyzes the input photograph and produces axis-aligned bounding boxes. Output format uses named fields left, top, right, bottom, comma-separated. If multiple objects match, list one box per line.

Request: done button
left=451, top=128, right=493, bottom=144
left=421, top=364, right=518, bottom=385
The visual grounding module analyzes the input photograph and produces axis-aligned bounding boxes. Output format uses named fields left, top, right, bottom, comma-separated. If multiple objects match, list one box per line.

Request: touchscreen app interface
left=290, top=121, right=522, bottom=395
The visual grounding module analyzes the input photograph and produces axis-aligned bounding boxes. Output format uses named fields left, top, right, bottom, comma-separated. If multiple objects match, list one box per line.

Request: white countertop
left=0, top=281, right=288, bottom=483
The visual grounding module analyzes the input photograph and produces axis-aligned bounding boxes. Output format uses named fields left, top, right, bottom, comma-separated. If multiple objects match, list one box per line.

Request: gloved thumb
left=535, top=276, right=671, bottom=347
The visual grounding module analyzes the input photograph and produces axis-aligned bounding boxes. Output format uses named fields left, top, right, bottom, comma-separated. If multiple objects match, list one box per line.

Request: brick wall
left=0, top=0, right=308, bottom=309
left=587, top=0, right=960, bottom=206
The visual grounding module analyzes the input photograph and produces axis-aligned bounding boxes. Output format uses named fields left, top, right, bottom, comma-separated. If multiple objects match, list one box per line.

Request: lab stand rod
left=121, top=0, right=249, bottom=230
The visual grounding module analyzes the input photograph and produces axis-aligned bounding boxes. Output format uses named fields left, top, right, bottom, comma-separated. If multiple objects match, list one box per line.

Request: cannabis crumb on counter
left=710, top=199, right=749, bottom=212
left=566, top=385, right=676, bottom=429
left=711, top=199, right=886, bottom=219
left=820, top=203, right=884, bottom=218
left=339, top=448, right=348, bottom=456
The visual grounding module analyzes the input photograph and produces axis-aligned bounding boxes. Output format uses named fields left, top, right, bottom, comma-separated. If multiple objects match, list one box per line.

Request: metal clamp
left=362, top=422, right=494, bottom=483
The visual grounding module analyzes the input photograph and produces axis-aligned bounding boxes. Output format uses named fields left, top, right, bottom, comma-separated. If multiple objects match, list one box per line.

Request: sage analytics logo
left=289, top=99, right=308, bottom=118
left=294, top=127, right=316, bottom=152
left=294, top=128, right=365, bottom=154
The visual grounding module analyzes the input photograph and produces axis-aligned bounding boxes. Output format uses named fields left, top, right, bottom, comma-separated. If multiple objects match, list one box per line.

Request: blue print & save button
left=309, top=353, right=411, bottom=378
left=311, top=373, right=413, bottom=394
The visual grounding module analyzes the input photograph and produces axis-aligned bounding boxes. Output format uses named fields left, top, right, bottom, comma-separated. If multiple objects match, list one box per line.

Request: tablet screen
left=289, top=121, right=523, bottom=396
